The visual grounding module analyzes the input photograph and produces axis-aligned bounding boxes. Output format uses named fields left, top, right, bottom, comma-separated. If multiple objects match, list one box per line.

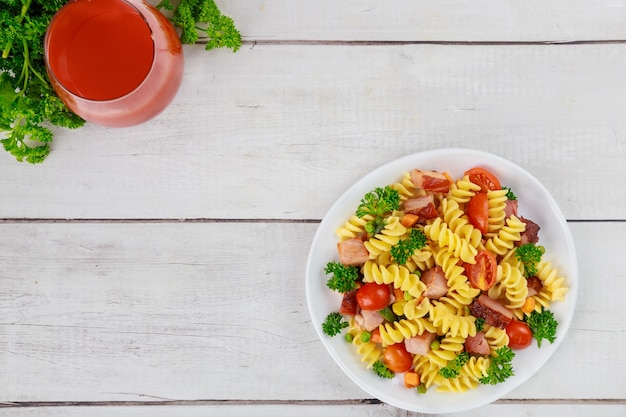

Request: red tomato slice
left=467, top=192, right=489, bottom=234
left=465, top=167, right=502, bottom=192
left=356, top=283, right=390, bottom=311
left=465, top=250, right=497, bottom=291
left=383, top=343, right=413, bottom=373
left=506, top=320, right=533, bottom=349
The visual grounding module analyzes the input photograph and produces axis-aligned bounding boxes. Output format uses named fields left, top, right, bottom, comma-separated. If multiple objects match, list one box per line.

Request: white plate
left=305, top=148, right=578, bottom=413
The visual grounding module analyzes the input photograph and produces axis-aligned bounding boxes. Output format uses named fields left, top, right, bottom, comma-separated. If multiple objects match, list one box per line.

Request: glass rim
left=43, top=0, right=157, bottom=104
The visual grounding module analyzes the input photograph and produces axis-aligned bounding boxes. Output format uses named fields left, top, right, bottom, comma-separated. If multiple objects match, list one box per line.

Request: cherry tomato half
left=465, top=167, right=502, bottom=192
left=356, top=283, right=390, bottom=311
left=383, top=343, right=413, bottom=373
left=467, top=192, right=489, bottom=234
left=465, top=250, right=497, bottom=291
left=506, top=320, right=533, bottom=349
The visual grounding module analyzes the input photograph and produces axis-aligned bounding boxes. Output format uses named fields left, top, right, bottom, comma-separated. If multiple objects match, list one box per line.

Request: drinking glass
left=44, top=0, right=184, bottom=127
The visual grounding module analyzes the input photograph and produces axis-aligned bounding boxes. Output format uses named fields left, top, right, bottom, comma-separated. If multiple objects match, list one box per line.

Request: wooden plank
left=154, top=0, right=626, bottom=42
left=1, top=44, right=626, bottom=220
left=1, top=403, right=626, bottom=417
left=0, top=221, right=623, bottom=402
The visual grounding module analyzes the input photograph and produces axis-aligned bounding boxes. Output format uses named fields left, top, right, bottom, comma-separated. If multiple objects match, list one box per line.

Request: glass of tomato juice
left=44, top=0, right=184, bottom=127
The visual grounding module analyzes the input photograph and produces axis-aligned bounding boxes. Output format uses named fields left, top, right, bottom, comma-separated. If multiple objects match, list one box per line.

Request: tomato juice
left=45, top=0, right=184, bottom=127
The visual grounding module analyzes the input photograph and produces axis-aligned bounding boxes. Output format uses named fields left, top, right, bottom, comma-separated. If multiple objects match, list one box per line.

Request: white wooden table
left=1, top=1, right=625, bottom=416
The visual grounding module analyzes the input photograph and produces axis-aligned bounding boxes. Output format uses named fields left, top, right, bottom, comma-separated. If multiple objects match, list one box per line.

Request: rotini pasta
left=425, top=217, right=477, bottom=264
left=484, top=215, right=526, bottom=256
left=363, top=215, right=407, bottom=258
left=321, top=164, right=569, bottom=397
left=485, top=188, right=508, bottom=238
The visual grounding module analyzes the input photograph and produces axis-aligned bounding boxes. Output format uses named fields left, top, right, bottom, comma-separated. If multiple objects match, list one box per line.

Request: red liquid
left=45, top=0, right=184, bottom=127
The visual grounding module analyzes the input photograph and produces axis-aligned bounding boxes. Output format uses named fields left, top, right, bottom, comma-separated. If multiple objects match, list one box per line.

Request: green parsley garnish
left=324, top=261, right=359, bottom=293
left=391, top=228, right=427, bottom=265
left=321, top=312, right=348, bottom=337
left=515, top=243, right=545, bottom=277
left=0, top=0, right=84, bottom=163
left=372, top=360, right=394, bottom=379
left=479, top=346, right=515, bottom=385
left=502, top=186, right=517, bottom=201
left=356, top=186, right=400, bottom=235
left=439, top=351, right=470, bottom=379
left=156, top=0, right=242, bottom=52
left=526, top=309, right=558, bottom=348
left=475, top=317, right=485, bottom=332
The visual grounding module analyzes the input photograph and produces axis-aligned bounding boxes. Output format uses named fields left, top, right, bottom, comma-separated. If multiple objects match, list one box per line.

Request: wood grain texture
left=2, top=403, right=626, bottom=417
left=1, top=222, right=623, bottom=402
left=2, top=2, right=625, bottom=414
left=155, top=0, right=626, bottom=42
left=1, top=44, right=625, bottom=220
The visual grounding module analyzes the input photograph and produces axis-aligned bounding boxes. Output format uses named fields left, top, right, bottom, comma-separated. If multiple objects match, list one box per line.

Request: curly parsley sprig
left=515, top=243, right=545, bottom=278
left=526, top=309, right=558, bottom=347
left=479, top=346, right=515, bottom=385
left=324, top=261, right=359, bottom=293
left=322, top=312, right=348, bottom=337
left=0, top=0, right=84, bottom=163
left=372, top=360, right=394, bottom=379
left=391, top=228, right=427, bottom=265
left=439, top=351, right=470, bottom=379
left=356, top=186, right=400, bottom=236
left=157, top=0, right=241, bottom=52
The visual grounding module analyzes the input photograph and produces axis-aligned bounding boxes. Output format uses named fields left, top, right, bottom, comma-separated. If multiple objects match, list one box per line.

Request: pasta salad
left=321, top=167, right=568, bottom=394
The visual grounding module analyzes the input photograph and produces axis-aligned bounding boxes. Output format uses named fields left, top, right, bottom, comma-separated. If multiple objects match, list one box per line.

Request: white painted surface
left=1, top=1, right=624, bottom=416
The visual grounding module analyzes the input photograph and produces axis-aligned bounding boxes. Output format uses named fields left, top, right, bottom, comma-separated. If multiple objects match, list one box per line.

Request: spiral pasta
left=425, top=217, right=477, bottom=264
left=379, top=318, right=436, bottom=346
left=426, top=333, right=466, bottom=367
left=362, top=261, right=426, bottom=298
left=484, top=215, right=526, bottom=256
left=493, top=258, right=528, bottom=309
left=324, top=164, right=569, bottom=396
left=448, top=174, right=481, bottom=204
left=364, top=215, right=407, bottom=258
left=483, top=325, right=510, bottom=353
left=429, top=302, right=477, bottom=339
left=335, top=214, right=374, bottom=241
left=432, top=245, right=472, bottom=292
left=439, top=198, right=482, bottom=248
left=485, top=188, right=508, bottom=238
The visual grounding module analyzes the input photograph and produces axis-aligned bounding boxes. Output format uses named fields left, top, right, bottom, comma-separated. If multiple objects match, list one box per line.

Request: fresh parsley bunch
left=0, top=0, right=84, bottom=163
left=1, top=0, right=242, bottom=164
left=157, top=0, right=242, bottom=52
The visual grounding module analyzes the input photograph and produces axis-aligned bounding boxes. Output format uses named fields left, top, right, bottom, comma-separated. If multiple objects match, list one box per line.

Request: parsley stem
left=2, top=0, right=32, bottom=59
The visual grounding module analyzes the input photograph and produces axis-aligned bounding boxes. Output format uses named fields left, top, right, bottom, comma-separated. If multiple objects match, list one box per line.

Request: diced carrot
left=394, top=287, right=405, bottom=303
left=404, top=371, right=420, bottom=388
left=370, top=328, right=382, bottom=344
left=521, top=297, right=536, bottom=314
left=400, top=213, right=419, bottom=228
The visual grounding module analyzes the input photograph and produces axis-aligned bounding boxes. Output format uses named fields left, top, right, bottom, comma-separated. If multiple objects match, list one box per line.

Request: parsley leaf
left=526, top=309, right=558, bottom=348
left=324, top=261, right=359, bottom=293
left=0, top=0, right=84, bottom=163
left=439, top=352, right=470, bottom=379
left=515, top=243, right=545, bottom=278
left=372, top=360, right=394, bottom=379
left=356, top=186, right=400, bottom=236
left=157, top=0, right=242, bottom=52
left=321, top=312, right=348, bottom=337
left=502, top=186, right=517, bottom=201
left=391, top=228, right=427, bottom=265
left=479, top=346, right=515, bottom=385
left=475, top=317, right=485, bottom=332
left=356, top=186, right=400, bottom=219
